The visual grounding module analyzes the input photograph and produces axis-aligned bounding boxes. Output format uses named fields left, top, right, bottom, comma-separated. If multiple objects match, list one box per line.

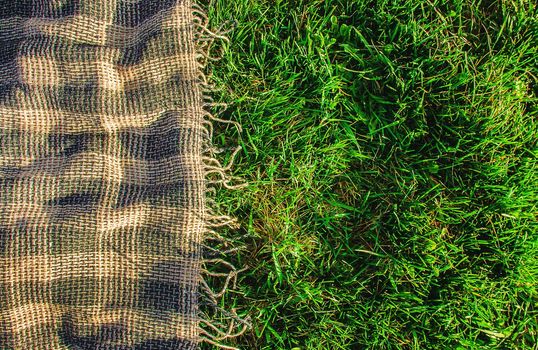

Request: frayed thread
left=192, top=1, right=251, bottom=349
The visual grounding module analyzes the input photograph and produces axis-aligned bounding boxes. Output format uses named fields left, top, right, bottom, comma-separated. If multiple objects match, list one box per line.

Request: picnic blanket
left=0, top=1, right=243, bottom=349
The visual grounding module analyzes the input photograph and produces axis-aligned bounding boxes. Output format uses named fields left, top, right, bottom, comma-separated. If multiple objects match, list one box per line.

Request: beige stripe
left=73, top=309, right=198, bottom=344
left=17, top=53, right=193, bottom=91
left=0, top=303, right=197, bottom=342
left=0, top=152, right=200, bottom=185
left=94, top=204, right=203, bottom=236
left=17, top=56, right=61, bottom=87
left=0, top=203, right=203, bottom=247
left=0, top=303, right=66, bottom=334
left=0, top=252, right=194, bottom=284
left=0, top=303, right=72, bottom=350
left=93, top=91, right=123, bottom=331
left=0, top=106, right=202, bottom=133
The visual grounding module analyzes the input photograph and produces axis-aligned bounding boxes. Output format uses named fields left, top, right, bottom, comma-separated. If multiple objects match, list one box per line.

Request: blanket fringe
left=192, top=2, right=251, bottom=349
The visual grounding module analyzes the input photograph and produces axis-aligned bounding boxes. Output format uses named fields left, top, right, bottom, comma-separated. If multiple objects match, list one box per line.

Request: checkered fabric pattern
left=0, top=1, right=205, bottom=349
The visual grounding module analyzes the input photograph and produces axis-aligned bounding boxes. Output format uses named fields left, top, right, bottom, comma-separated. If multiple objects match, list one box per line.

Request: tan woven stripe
left=0, top=303, right=66, bottom=334
left=70, top=309, right=198, bottom=342
left=1, top=203, right=202, bottom=228
left=0, top=153, right=199, bottom=184
left=1, top=303, right=198, bottom=342
left=0, top=252, right=196, bottom=284
left=0, top=107, right=202, bottom=133
left=18, top=53, right=195, bottom=89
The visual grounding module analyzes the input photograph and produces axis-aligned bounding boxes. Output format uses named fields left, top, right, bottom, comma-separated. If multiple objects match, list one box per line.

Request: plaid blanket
left=0, top=0, right=212, bottom=348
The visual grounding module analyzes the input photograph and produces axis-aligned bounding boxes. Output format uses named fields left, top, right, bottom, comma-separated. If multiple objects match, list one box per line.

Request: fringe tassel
left=192, top=1, right=251, bottom=349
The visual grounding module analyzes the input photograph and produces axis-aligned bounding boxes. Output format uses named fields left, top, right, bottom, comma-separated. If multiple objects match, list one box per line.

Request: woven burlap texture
left=0, top=1, right=242, bottom=349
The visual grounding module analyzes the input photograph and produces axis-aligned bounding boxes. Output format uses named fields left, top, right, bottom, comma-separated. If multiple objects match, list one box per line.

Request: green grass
left=202, top=0, right=538, bottom=349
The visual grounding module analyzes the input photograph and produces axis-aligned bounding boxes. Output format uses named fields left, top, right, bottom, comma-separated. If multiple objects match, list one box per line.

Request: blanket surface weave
left=0, top=0, right=206, bottom=348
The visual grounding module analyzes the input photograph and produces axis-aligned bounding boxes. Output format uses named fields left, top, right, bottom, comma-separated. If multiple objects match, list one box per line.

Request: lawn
left=200, top=0, right=538, bottom=349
